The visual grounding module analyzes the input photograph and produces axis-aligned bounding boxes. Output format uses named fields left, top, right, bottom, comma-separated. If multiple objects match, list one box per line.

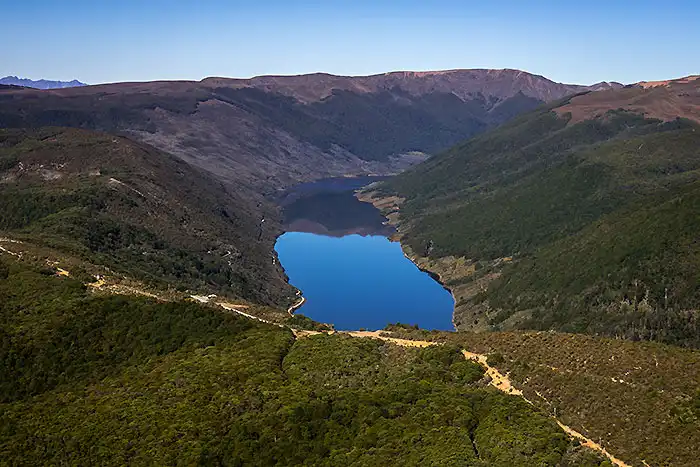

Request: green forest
left=382, top=108, right=700, bottom=347
left=0, top=258, right=608, bottom=466
left=386, top=325, right=700, bottom=467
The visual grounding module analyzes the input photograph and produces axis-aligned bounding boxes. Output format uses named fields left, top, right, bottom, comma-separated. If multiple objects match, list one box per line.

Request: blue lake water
left=275, top=231, right=455, bottom=331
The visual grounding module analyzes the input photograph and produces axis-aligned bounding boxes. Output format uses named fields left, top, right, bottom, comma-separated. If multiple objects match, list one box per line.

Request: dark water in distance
left=280, top=176, right=393, bottom=237
left=275, top=177, right=454, bottom=331
left=278, top=176, right=389, bottom=205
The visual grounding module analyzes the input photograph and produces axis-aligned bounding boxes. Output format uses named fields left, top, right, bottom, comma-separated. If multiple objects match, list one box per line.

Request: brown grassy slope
left=555, top=76, right=700, bottom=124
left=387, top=327, right=700, bottom=467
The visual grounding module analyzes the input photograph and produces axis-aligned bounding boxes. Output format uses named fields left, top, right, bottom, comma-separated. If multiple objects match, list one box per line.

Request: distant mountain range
left=203, top=69, right=623, bottom=103
left=0, top=68, right=621, bottom=191
left=0, top=76, right=86, bottom=89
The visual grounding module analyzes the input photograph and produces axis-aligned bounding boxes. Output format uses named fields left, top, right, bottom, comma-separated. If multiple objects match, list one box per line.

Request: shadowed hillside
left=0, top=69, right=619, bottom=192
left=0, top=127, right=292, bottom=306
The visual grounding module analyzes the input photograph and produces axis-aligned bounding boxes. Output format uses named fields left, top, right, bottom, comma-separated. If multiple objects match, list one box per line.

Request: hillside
left=0, top=69, right=619, bottom=191
left=0, top=127, right=292, bottom=306
left=556, top=75, right=700, bottom=124
left=4, top=70, right=698, bottom=466
left=0, top=76, right=86, bottom=89
left=386, top=325, right=700, bottom=467
left=0, top=259, right=613, bottom=466
left=377, top=75, right=700, bottom=347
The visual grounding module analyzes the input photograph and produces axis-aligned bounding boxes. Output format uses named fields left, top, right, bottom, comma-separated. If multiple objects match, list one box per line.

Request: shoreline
left=273, top=229, right=307, bottom=317
left=275, top=181, right=458, bottom=331
left=355, top=189, right=459, bottom=331
left=398, top=246, right=458, bottom=332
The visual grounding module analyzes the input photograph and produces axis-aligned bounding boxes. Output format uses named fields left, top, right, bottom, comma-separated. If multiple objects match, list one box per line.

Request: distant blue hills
left=0, top=76, right=86, bottom=89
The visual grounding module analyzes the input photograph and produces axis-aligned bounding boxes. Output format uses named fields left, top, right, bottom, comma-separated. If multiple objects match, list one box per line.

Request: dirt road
left=295, top=328, right=632, bottom=467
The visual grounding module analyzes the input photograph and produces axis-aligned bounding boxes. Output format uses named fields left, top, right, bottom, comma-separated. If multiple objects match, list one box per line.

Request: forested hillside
left=0, top=258, right=608, bottom=466
left=0, top=127, right=292, bottom=306
left=380, top=78, right=700, bottom=347
left=386, top=325, right=700, bottom=467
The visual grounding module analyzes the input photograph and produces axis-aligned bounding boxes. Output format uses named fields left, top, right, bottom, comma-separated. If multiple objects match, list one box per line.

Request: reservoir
left=275, top=177, right=454, bottom=331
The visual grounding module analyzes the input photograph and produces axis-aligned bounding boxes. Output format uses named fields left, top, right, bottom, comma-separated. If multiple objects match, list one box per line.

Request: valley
left=0, top=69, right=619, bottom=193
left=2, top=68, right=700, bottom=466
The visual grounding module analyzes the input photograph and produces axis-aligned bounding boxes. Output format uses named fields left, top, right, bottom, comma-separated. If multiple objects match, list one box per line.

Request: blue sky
left=2, top=0, right=698, bottom=85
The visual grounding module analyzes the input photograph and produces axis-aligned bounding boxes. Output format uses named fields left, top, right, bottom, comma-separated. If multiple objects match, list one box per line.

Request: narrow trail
left=0, top=245, right=21, bottom=258
left=0, top=238, right=22, bottom=258
left=0, top=246, right=632, bottom=466
left=287, top=293, right=306, bottom=315
left=294, top=329, right=632, bottom=467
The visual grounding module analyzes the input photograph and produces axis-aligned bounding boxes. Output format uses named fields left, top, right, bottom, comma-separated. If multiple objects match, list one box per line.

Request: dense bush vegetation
left=387, top=111, right=692, bottom=259
left=386, top=328, right=700, bottom=467
left=286, top=313, right=333, bottom=331
left=0, top=264, right=254, bottom=402
left=0, top=260, right=603, bottom=466
left=382, top=108, right=700, bottom=346
left=486, top=181, right=700, bottom=346
left=0, top=127, right=292, bottom=306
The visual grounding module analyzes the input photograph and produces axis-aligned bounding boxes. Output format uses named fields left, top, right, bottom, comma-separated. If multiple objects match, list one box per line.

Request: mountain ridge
left=0, top=68, right=621, bottom=195
left=0, top=76, right=86, bottom=89
left=201, top=68, right=624, bottom=103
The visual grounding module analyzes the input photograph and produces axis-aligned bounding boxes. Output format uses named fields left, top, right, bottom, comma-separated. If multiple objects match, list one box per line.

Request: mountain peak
left=555, top=74, right=700, bottom=124
left=636, top=75, right=700, bottom=89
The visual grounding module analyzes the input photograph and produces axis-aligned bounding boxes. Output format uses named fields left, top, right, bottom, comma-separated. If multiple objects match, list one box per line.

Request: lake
left=275, top=177, right=454, bottom=331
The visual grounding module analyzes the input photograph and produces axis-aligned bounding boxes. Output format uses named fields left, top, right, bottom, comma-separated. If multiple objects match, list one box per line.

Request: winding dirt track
left=0, top=242, right=632, bottom=466
left=295, top=329, right=632, bottom=467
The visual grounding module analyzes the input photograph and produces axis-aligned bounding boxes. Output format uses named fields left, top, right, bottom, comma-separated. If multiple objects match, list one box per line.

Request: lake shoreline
left=355, top=189, right=459, bottom=331
left=276, top=230, right=454, bottom=331
left=400, top=248, right=458, bottom=331
left=274, top=176, right=456, bottom=331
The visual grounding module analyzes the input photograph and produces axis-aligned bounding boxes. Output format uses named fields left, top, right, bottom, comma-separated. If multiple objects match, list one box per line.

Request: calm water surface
left=275, top=232, right=454, bottom=331
left=275, top=177, right=454, bottom=331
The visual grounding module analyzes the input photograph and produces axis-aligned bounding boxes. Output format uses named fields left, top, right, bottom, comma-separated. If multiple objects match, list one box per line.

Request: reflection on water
left=280, top=176, right=393, bottom=237
left=276, top=176, right=454, bottom=331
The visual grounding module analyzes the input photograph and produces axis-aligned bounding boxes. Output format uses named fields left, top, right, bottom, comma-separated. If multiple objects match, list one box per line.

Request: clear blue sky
left=2, top=0, right=698, bottom=85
